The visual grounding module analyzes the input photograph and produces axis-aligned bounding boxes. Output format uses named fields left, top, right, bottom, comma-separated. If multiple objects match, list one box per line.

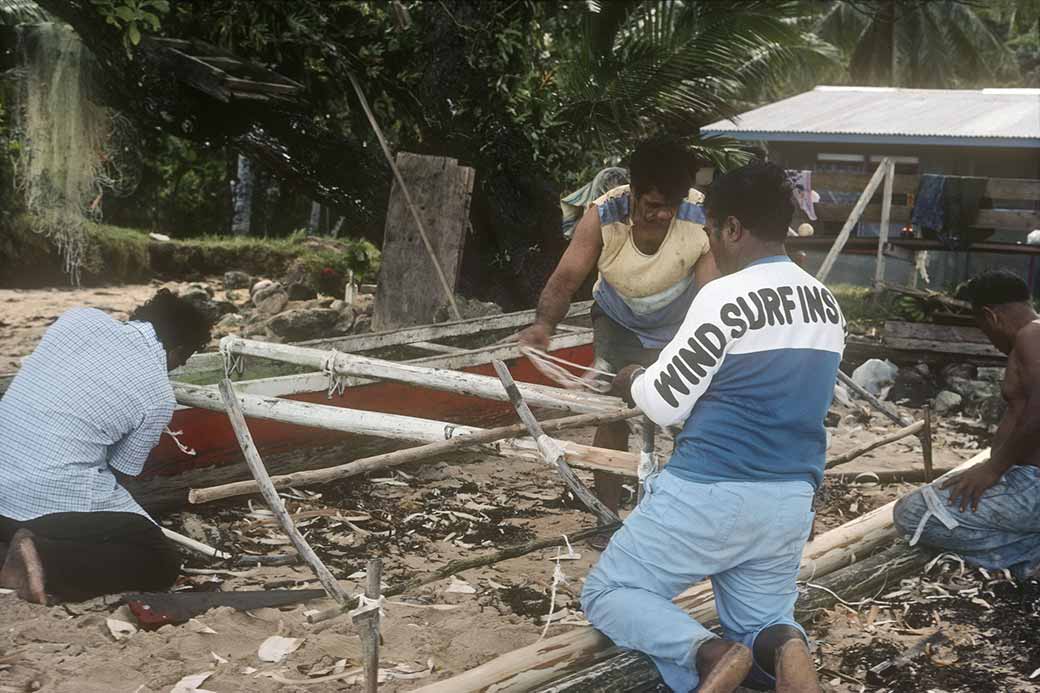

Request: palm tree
left=553, top=0, right=840, bottom=167
left=816, top=0, right=1017, bottom=88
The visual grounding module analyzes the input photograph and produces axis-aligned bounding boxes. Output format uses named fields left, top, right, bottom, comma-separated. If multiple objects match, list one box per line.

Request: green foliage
left=91, top=0, right=168, bottom=55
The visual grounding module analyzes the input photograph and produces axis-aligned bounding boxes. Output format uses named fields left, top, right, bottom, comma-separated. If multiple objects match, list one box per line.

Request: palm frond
left=0, top=0, right=47, bottom=26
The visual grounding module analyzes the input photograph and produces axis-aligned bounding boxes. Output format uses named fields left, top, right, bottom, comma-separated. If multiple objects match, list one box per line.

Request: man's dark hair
left=130, top=289, right=213, bottom=356
left=957, top=270, right=1031, bottom=315
left=628, top=136, right=693, bottom=202
left=703, top=162, right=793, bottom=241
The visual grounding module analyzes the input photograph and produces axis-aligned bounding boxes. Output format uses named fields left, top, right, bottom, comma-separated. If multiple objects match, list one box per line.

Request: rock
left=889, top=368, right=932, bottom=407
left=947, top=377, right=1001, bottom=402
left=213, top=300, right=238, bottom=316
left=976, top=367, right=1006, bottom=383
left=832, top=383, right=852, bottom=408
left=825, top=410, right=841, bottom=427
left=225, top=291, right=240, bottom=303
left=287, top=282, right=318, bottom=301
left=187, top=282, right=214, bottom=299
left=435, top=295, right=504, bottom=323
left=253, top=282, right=289, bottom=316
left=251, top=279, right=274, bottom=298
left=180, top=287, right=220, bottom=323
left=266, top=308, right=340, bottom=342
left=330, top=300, right=346, bottom=313
left=212, top=313, right=245, bottom=337
left=913, top=363, right=930, bottom=378
left=976, top=395, right=1008, bottom=425
left=940, top=363, right=976, bottom=387
left=223, top=271, right=252, bottom=291
left=352, top=316, right=372, bottom=335
left=333, top=307, right=356, bottom=336
left=933, top=390, right=963, bottom=415
left=851, top=359, right=898, bottom=398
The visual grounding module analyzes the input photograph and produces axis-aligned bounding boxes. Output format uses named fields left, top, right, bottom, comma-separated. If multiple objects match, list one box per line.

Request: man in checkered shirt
left=0, top=289, right=212, bottom=603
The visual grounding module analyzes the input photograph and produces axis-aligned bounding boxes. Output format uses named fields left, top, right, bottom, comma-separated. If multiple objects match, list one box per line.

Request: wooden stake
left=836, top=370, right=911, bottom=427
left=352, top=557, right=382, bottom=693
left=347, top=71, right=461, bottom=321
left=492, top=360, right=620, bottom=526
left=414, top=449, right=992, bottom=693
left=824, top=420, right=925, bottom=470
left=921, top=404, right=934, bottom=483
left=817, top=158, right=891, bottom=283
left=872, top=159, right=896, bottom=297
left=161, top=527, right=232, bottom=560
left=189, top=407, right=641, bottom=504
left=217, top=379, right=349, bottom=607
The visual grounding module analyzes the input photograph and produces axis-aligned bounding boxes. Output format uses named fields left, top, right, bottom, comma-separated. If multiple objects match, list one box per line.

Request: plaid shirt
left=0, top=308, right=174, bottom=520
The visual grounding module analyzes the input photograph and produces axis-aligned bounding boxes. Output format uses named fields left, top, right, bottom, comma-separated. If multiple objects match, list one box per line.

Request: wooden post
left=348, top=72, right=465, bottom=323
left=816, top=158, right=891, bottom=283
left=412, top=449, right=992, bottom=693
left=353, top=558, right=382, bottom=693
left=189, top=407, right=641, bottom=504
left=492, top=360, right=620, bottom=526
left=161, top=527, right=232, bottom=560
left=921, top=404, right=934, bottom=483
left=873, top=159, right=896, bottom=297
left=217, top=379, right=350, bottom=607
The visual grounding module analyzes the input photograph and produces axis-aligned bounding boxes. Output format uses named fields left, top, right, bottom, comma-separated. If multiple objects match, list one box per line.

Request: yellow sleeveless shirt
left=592, top=185, right=710, bottom=314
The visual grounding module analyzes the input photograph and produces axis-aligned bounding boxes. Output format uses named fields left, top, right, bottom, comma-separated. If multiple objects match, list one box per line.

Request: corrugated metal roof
left=701, top=86, right=1040, bottom=148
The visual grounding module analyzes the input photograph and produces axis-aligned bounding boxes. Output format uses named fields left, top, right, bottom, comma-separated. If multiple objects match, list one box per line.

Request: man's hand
left=941, top=461, right=1005, bottom=512
left=517, top=322, right=553, bottom=352
left=611, top=364, right=644, bottom=405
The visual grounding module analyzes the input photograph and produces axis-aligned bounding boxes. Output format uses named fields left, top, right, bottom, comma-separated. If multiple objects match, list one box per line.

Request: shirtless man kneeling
left=894, top=270, right=1040, bottom=578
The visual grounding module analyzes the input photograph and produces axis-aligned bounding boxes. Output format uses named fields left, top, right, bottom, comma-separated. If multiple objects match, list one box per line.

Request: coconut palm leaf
left=0, top=0, right=48, bottom=26
left=556, top=0, right=838, bottom=149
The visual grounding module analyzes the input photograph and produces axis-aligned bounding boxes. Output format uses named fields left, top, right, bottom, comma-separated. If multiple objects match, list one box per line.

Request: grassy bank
left=0, top=216, right=379, bottom=289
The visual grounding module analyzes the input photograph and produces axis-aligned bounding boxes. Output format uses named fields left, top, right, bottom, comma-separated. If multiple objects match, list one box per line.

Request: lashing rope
left=321, top=349, right=348, bottom=398
left=164, top=427, right=197, bottom=456
left=520, top=346, right=616, bottom=394
left=218, top=336, right=244, bottom=379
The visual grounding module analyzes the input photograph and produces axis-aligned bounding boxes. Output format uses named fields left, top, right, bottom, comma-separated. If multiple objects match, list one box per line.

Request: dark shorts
left=591, top=302, right=662, bottom=376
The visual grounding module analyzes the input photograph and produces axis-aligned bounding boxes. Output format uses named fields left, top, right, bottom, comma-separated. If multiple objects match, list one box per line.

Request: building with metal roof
left=700, top=86, right=1040, bottom=289
left=702, top=86, right=1040, bottom=149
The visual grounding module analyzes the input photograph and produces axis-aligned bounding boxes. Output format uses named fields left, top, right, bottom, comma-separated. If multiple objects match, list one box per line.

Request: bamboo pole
left=492, top=360, right=620, bottom=526
left=413, top=449, right=991, bottom=693
left=218, top=336, right=621, bottom=415
left=347, top=71, right=461, bottom=321
left=217, top=379, right=349, bottom=607
left=817, top=158, right=891, bottom=283
left=189, top=407, right=641, bottom=504
left=824, top=420, right=925, bottom=470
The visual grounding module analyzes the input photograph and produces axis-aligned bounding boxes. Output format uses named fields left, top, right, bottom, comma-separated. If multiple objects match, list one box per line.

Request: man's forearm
left=534, top=274, right=575, bottom=329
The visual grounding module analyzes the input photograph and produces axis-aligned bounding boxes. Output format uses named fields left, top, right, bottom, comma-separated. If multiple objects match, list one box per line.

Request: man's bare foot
left=774, top=638, right=821, bottom=693
left=0, top=530, right=47, bottom=604
left=695, top=639, right=753, bottom=693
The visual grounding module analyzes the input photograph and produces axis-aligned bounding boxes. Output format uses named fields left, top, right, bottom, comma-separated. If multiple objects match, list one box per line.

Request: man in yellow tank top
left=518, top=138, right=719, bottom=526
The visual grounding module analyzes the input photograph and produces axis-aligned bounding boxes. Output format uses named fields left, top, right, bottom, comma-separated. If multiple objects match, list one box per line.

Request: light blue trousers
left=581, top=470, right=815, bottom=693
left=893, top=464, right=1040, bottom=578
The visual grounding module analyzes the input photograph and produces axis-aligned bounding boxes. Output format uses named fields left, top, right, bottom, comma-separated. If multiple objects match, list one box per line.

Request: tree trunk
left=231, top=154, right=254, bottom=236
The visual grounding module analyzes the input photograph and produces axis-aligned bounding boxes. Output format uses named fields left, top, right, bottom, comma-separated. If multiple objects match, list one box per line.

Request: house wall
left=766, top=140, right=1040, bottom=292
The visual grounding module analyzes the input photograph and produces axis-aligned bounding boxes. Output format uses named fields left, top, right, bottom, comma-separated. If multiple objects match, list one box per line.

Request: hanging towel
left=786, top=170, right=817, bottom=220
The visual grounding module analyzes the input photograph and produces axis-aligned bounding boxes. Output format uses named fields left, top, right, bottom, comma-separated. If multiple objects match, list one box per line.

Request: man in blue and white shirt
left=0, top=289, right=212, bottom=603
left=582, top=164, right=845, bottom=693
